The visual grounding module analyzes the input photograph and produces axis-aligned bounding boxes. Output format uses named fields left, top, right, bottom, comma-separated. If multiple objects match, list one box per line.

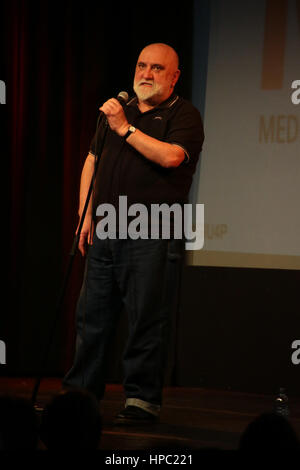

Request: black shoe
left=114, top=405, right=158, bottom=425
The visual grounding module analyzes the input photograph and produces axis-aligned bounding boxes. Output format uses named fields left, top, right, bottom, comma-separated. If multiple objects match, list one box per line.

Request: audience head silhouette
left=40, top=388, right=102, bottom=450
left=0, top=394, right=39, bottom=450
left=239, top=412, right=300, bottom=452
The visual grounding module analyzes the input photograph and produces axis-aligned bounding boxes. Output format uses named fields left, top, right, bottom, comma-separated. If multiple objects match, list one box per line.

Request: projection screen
left=189, top=0, right=300, bottom=270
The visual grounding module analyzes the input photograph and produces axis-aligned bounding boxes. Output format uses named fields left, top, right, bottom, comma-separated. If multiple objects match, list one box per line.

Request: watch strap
left=124, top=125, right=136, bottom=140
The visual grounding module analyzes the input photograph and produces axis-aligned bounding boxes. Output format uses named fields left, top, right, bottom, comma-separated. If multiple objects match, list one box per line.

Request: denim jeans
left=63, top=236, right=184, bottom=406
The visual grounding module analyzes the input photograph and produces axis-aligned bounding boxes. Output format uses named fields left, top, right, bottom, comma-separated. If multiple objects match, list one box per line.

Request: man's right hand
left=76, top=214, right=94, bottom=257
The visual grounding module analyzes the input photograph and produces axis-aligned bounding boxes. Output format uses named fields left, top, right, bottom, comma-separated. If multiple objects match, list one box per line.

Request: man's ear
left=171, top=69, right=181, bottom=88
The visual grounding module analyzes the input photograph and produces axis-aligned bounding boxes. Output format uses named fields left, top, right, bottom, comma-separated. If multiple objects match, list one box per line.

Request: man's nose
left=142, top=65, right=154, bottom=79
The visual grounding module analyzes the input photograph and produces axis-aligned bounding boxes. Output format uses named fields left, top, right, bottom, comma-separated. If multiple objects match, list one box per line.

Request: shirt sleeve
left=89, top=118, right=108, bottom=157
left=165, top=101, right=204, bottom=164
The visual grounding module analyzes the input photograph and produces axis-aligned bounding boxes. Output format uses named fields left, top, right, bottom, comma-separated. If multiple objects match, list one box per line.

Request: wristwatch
left=124, top=125, right=136, bottom=140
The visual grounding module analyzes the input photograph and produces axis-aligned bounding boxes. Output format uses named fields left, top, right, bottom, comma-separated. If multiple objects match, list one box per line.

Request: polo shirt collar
left=126, top=92, right=179, bottom=113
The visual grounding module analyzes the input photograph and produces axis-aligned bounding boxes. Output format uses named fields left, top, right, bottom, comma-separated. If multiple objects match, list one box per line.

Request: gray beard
left=133, top=81, right=161, bottom=104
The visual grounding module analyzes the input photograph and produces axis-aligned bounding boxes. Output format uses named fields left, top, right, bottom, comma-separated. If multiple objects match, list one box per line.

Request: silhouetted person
left=0, top=394, right=39, bottom=450
left=239, top=412, right=300, bottom=452
left=62, top=42, right=204, bottom=425
left=39, top=389, right=102, bottom=450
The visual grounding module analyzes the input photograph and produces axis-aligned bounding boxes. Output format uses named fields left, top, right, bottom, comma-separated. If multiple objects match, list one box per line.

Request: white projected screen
left=190, top=0, right=300, bottom=270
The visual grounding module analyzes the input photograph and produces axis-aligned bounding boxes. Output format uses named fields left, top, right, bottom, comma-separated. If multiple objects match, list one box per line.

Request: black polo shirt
left=89, top=93, right=204, bottom=214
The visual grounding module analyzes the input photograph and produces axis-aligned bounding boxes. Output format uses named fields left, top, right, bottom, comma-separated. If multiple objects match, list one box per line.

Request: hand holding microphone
left=99, top=91, right=130, bottom=137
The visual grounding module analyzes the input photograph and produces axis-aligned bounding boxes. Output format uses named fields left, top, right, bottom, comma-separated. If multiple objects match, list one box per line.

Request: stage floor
left=1, top=377, right=300, bottom=450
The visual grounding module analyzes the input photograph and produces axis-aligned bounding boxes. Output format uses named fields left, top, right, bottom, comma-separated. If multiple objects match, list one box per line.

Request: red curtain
left=5, top=0, right=111, bottom=373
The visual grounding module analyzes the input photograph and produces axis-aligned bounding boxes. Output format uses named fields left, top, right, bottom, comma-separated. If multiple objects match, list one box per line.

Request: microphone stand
left=31, top=113, right=108, bottom=407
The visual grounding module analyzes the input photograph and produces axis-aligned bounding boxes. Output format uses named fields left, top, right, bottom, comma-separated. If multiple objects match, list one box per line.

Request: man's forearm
left=78, top=153, right=95, bottom=217
left=125, top=128, right=185, bottom=168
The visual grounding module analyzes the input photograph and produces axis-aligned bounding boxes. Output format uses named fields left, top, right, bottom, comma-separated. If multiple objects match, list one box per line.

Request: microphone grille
left=118, top=91, right=129, bottom=103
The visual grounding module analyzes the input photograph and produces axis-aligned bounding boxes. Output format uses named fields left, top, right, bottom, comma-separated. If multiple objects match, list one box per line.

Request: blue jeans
left=63, top=236, right=184, bottom=406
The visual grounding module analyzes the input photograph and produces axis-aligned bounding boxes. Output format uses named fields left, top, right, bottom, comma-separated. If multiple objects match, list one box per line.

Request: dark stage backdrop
left=2, top=0, right=300, bottom=397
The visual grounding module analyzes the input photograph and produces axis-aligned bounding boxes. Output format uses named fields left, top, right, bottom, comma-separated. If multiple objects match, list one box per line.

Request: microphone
left=98, top=91, right=129, bottom=126
left=116, top=91, right=129, bottom=105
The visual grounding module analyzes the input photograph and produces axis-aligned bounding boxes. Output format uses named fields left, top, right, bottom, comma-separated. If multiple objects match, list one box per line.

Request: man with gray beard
left=63, top=43, right=204, bottom=424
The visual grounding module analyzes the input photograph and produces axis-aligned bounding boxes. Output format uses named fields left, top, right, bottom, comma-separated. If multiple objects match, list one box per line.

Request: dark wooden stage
left=1, top=377, right=300, bottom=451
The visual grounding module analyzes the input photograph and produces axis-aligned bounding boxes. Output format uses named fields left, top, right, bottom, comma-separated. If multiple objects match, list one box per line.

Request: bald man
left=63, top=43, right=204, bottom=424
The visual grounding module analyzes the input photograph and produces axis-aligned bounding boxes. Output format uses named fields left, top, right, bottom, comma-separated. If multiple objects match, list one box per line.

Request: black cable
left=79, top=112, right=107, bottom=389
